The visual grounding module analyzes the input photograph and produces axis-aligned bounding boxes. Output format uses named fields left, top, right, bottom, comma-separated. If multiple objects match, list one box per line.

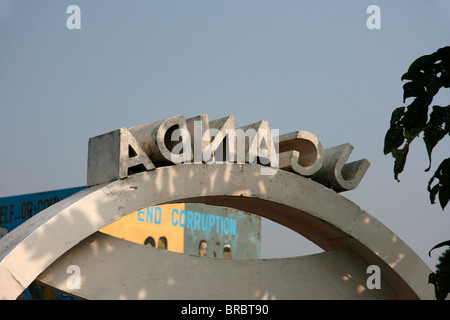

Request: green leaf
left=384, top=126, right=404, bottom=155
left=390, top=106, right=405, bottom=126
left=387, top=47, right=450, bottom=204
left=429, top=269, right=450, bottom=300
left=426, top=76, right=444, bottom=97
left=402, top=54, right=433, bottom=81
left=429, top=240, right=450, bottom=257
left=392, top=144, right=410, bottom=181
left=401, top=70, right=426, bottom=83
left=429, top=247, right=450, bottom=300
left=439, top=178, right=450, bottom=210
left=402, top=81, right=425, bottom=102
left=423, top=105, right=450, bottom=171
left=402, top=99, right=429, bottom=139
left=428, top=158, right=450, bottom=209
left=384, top=107, right=405, bottom=155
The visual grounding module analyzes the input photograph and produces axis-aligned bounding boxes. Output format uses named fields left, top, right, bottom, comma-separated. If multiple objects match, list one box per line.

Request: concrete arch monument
left=0, top=114, right=434, bottom=299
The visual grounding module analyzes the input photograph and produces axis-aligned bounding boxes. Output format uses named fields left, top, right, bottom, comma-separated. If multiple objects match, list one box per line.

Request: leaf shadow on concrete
left=0, top=163, right=433, bottom=299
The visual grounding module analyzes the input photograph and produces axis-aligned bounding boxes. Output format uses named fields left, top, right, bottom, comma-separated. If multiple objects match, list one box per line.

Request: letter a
left=366, top=265, right=381, bottom=289
left=66, top=265, right=81, bottom=290
left=366, top=5, right=381, bottom=30
left=66, top=5, right=81, bottom=30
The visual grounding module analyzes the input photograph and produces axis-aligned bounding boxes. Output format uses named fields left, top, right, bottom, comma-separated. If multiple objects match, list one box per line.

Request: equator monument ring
left=0, top=114, right=434, bottom=299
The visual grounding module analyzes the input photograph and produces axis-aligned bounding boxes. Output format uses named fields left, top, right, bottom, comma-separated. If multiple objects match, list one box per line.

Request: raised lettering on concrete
left=86, top=114, right=370, bottom=192
left=128, top=115, right=191, bottom=166
left=186, top=114, right=210, bottom=164
left=311, top=143, right=370, bottom=192
left=278, top=131, right=323, bottom=176
left=87, top=128, right=155, bottom=186
left=236, top=120, right=278, bottom=169
left=203, top=115, right=236, bottom=164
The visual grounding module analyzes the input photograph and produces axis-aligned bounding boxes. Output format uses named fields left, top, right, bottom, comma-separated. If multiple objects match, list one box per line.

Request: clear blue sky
left=1, top=0, right=449, bottom=269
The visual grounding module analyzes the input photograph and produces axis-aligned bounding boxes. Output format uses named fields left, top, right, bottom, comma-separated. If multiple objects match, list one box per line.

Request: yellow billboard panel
left=100, top=203, right=185, bottom=254
left=100, top=203, right=261, bottom=259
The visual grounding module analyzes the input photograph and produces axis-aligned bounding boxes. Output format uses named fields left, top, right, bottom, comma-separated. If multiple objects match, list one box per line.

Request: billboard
left=0, top=186, right=87, bottom=238
left=0, top=187, right=260, bottom=299
left=100, top=203, right=261, bottom=259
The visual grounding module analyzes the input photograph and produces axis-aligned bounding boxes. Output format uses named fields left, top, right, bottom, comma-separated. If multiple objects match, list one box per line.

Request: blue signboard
left=0, top=186, right=260, bottom=299
left=0, top=186, right=87, bottom=237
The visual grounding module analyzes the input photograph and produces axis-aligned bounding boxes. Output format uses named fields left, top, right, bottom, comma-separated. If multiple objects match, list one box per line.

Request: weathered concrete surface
left=0, top=164, right=434, bottom=300
left=87, top=115, right=370, bottom=191
left=87, top=128, right=155, bottom=186
left=207, top=115, right=236, bottom=163
left=185, top=114, right=211, bottom=163
left=37, top=233, right=395, bottom=300
left=0, top=185, right=106, bottom=299
left=128, top=115, right=190, bottom=166
left=237, top=120, right=276, bottom=166
left=278, top=131, right=324, bottom=176
left=311, top=143, right=370, bottom=192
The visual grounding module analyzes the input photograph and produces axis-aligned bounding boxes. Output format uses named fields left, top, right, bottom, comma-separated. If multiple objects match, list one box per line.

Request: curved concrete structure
left=36, top=233, right=395, bottom=300
left=278, top=130, right=324, bottom=177
left=0, top=163, right=434, bottom=300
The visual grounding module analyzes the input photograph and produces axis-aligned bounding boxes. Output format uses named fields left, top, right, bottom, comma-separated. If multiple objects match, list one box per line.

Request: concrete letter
left=186, top=115, right=210, bottom=164
left=128, top=115, right=191, bottom=165
left=204, top=115, right=236, bottom=164
left=278, top=131, right=323, bottom=176
left=87, top=128, right=155, bottom=186
left=237, top=120, right=278, bottom=175
left=310, top=143, right=370, bottom=192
